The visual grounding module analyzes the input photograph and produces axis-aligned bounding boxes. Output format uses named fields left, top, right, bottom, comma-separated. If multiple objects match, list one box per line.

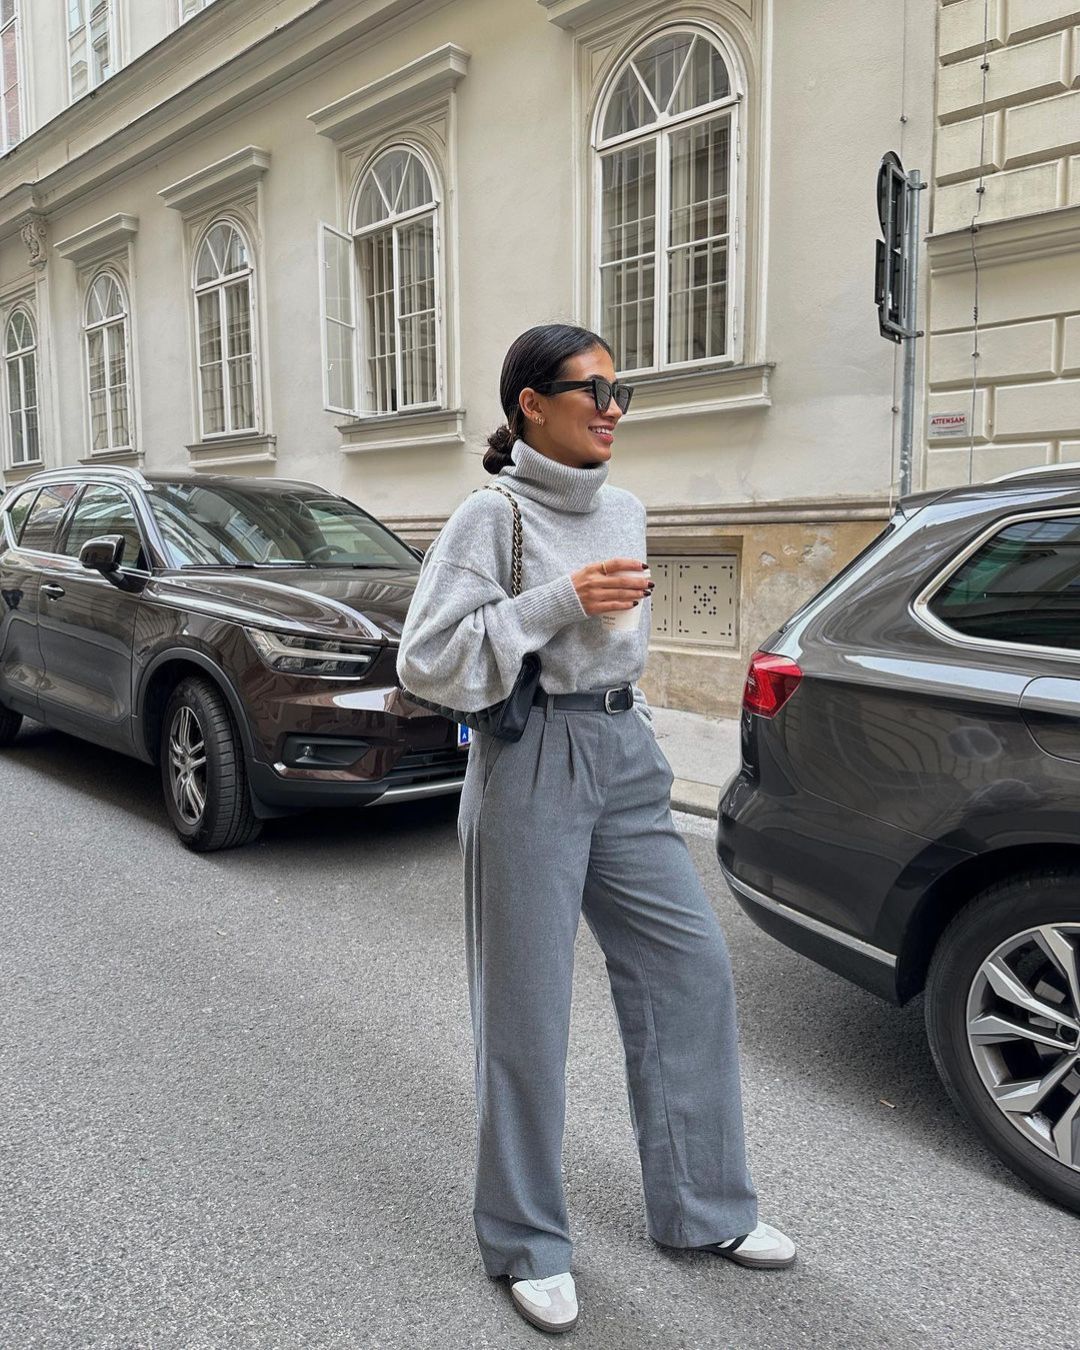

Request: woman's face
left=521, top=345, right=624, bottom=468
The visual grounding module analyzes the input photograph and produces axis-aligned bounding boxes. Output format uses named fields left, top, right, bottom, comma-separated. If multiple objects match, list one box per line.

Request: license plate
left=457, top=724, right=472, bottom=748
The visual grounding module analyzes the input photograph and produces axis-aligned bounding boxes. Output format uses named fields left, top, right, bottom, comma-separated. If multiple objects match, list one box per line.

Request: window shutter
left=319, top=223, right=357, bottom=416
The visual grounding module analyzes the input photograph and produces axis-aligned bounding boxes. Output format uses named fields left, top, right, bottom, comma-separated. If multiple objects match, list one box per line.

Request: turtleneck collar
left=497, top=437, right=609, bottom=514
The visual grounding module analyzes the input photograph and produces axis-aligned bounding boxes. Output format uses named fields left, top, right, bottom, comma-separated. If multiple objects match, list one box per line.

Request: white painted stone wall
left=926, top=1, right=1080, bottom=486
left=0, top=0, right=939, bottom=712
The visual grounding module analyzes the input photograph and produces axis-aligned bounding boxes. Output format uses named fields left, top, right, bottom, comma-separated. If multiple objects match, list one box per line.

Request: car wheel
left=161, top=677, right=261, bottom=853
left=926, top=871, right=1080, bottom=1214
left=0, top=703, right=22, bottom=747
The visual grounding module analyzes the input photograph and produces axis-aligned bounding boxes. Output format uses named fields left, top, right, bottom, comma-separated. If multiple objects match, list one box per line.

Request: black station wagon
left=719, top=464, right=1080, bottom=1215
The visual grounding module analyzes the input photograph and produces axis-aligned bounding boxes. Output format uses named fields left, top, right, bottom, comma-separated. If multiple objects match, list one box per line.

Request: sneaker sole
left=511, top=1293, right=579, bottom=1335
left=717, top=1248, right=796, bottom=1271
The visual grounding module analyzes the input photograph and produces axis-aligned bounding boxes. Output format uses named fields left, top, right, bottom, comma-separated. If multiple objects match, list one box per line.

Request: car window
left=145, top=482, right=417, bottom=568
left=62, top=485, right=148, bottom=570
left=928, top=514, right=1080, bottom=651
left=304, top=499, right=414, bottom=566
left=5, top=488, right=38, bottom=545
left=18, top=484, right=79, bottom=553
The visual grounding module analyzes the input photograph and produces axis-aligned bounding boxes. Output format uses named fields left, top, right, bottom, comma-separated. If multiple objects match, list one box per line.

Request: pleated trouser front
left=457, top=700, right=759, bottom=1280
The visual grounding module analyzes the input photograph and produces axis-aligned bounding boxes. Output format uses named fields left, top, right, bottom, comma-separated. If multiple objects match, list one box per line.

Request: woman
left=397, top=324, right=794, bottom=1335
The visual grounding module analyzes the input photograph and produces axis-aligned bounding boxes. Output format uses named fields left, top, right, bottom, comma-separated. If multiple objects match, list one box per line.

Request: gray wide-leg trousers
left=457, top=699, right=759, bottom=1280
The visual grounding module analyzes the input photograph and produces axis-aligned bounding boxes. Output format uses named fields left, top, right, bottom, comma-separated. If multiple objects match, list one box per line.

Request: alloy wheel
left=967, top=924, right=1080, bottom=1172
left=167, top=705, right=208, bottom=826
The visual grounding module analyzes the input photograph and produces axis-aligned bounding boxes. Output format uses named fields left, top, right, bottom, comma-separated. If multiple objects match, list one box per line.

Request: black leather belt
left=532, top=683, right=634, bottom=714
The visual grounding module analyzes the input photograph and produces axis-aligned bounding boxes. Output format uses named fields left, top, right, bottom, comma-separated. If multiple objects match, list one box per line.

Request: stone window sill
left=623, top=363, right=773, bottom=423
left=2, top=460, right=44, bottom=485
left=337, top=407, right=465, bottom=454
left=78, top=448, right=143, bottom=468
left=186, top=433, right=277, bottom=470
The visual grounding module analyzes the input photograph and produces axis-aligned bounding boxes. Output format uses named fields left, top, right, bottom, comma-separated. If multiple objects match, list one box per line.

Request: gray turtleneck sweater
left=396, top=438, right=653, bottom=720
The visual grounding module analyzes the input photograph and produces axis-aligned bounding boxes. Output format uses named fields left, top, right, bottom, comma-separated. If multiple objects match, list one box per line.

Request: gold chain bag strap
left=483, top=483, right=524, bottom=595
left=400, top=482, right=543, bottom=743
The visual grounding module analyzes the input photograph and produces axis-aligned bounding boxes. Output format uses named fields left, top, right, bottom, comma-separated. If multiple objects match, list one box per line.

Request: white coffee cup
left=600, top=567, right=651, bottom=632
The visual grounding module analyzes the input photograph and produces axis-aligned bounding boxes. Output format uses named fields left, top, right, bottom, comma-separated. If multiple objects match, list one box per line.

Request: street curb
left=670, top=778, right=719, bottom=819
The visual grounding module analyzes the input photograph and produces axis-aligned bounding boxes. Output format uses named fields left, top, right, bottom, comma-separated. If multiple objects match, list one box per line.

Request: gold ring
left=601, top=561, right=607, bottom=575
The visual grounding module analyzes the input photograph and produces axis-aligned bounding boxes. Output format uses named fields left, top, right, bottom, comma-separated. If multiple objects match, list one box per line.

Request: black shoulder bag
left=400, top=483, right=542, bottom=743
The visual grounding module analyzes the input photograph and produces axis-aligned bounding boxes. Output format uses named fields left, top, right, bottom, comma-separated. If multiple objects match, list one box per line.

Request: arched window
left=84, top=271, right=132, bottom=453
left=5, top=307, right=38, bottom=465
left=595, top=27, right=739, bottom=374
left=194, top=221, right=257, bottom=437
left=320, top=144, right=442, bottom=416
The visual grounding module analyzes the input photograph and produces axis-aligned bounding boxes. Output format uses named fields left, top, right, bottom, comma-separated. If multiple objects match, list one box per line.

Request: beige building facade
left=0, top=0, right=940, bottom=715
left=927, top=1, right=1080, bottom=487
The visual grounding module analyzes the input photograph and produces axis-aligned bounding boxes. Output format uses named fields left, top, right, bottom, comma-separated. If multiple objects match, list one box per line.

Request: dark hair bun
left=483, top=424, right=516, bottom=476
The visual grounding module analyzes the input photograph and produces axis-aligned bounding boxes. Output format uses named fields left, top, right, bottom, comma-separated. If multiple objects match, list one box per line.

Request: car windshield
left=145, top=482, right=418, bottom=569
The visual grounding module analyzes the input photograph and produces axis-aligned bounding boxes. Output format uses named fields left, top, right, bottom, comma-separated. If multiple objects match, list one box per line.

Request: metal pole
left=898, top=169, right=922, bottom=499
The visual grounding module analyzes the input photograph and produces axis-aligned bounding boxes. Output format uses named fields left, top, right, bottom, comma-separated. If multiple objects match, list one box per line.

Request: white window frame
left=319, top=222, right=358, bottom=417
left=192, top=218, right=261, bottom=440
left=83, top=269, right=134, bottom=455
left=592, top=24, right=742, bottom=379
left=4, top=306, right=39, bottom=467
left=67, top=0, right=117, bottom=103
left=0, top=0, right=24, bottom=153
left=322, top=142, right=445, bottom=419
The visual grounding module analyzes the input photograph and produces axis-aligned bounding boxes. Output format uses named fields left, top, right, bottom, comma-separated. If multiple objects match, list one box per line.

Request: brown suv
left=0, top=467, right=467, bottom=850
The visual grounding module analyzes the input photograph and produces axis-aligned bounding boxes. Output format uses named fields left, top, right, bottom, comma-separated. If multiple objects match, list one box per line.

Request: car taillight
left=743, top=651, right=803, bottom=717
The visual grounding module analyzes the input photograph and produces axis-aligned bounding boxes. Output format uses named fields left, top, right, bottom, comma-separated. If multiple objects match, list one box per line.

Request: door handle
left=42, top=584, right=66, bottom=599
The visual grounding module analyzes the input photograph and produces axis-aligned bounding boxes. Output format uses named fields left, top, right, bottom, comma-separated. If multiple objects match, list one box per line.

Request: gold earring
left=535, top=416, right=544, bottom=426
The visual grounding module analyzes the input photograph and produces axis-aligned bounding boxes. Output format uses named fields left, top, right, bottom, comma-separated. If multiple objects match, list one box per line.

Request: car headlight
left=245, top=627, right=379, bottom=678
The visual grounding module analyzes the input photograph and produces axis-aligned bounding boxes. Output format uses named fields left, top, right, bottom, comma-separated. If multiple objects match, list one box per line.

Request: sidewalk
left=649, top=706, right=742, bottom=819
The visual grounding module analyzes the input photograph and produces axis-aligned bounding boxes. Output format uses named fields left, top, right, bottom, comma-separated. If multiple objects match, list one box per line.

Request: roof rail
left=989, top=461, right=1080, bottom=483
left=21, top=463, right=151, bottom=488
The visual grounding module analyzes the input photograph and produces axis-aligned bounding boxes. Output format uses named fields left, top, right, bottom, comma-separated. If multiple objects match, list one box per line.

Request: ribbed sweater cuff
left=512, top=574, right=586, bottom=638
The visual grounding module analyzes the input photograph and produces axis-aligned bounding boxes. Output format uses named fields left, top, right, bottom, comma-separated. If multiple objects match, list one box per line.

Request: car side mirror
left=80, top=534, right=125, bottom=574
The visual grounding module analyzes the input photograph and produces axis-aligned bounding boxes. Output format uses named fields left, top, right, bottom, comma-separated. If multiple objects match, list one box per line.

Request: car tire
left=0, top=702, right=22, bottom=746
left=160, top=677, right=261, bottom=853
left=925, top=871, right=1080, bottom=1214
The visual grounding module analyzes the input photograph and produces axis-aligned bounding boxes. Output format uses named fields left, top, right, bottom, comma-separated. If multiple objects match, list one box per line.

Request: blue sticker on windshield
left=458, top=724, right=472, bottom=747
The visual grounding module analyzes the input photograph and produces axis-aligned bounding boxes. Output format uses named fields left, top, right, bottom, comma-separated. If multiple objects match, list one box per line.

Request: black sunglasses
left=531, top=377, right=634, bottom=415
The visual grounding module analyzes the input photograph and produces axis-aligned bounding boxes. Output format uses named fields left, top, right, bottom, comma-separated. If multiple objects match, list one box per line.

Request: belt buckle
left=604, top=686, right=629, bottom=714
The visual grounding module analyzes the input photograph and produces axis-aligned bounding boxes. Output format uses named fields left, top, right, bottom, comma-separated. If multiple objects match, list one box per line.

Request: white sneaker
left=704, top=1222, right=796, bottom=1269
left=510, top=1272, right=579, bottom=1333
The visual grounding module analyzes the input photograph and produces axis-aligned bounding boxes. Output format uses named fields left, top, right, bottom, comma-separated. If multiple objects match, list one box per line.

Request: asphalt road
left=2, top=722, right=1077, bottom=1350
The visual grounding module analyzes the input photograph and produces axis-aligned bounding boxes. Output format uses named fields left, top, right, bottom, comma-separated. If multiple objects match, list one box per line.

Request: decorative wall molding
left=537, top=0, right=632, bottom=28
left=55, top=213, right=139, bottom=268
left=927, top=202, right=1080, bottom=271
left=382, top=495, right=893, bottom=539
left=159, top=146, right=271, bottom=214
left=19, top=215, right=48, bottom=271
left=540, top=0, right=754, bottom=25
left=644, top=497, right=893, bottom=527
left=308, top=44, right=470, bottom=145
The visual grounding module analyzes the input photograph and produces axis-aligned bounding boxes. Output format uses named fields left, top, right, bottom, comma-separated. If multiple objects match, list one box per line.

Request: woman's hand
left=570, top=558, right=653, bottom=617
